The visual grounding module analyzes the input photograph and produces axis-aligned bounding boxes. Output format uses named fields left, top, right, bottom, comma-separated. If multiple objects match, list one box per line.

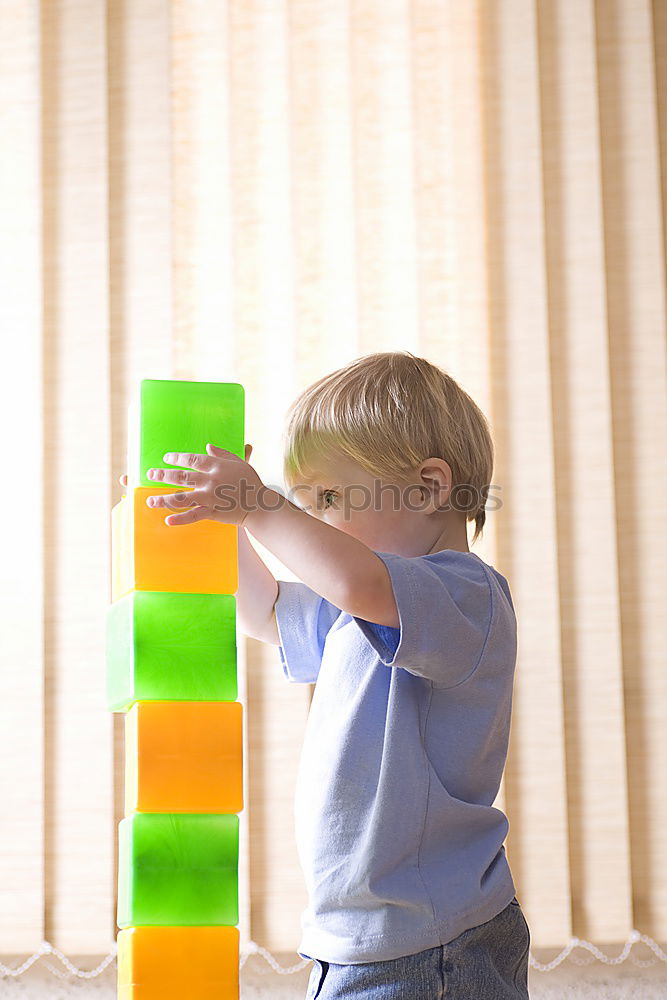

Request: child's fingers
left=147, top=467, right=201, bottom=487
left=206, top=441, right=250, bottom=462
left=146, top=492, right=199, bottom=511
left=163, top=506, right=210, bottom=527
left=146, top=492, right=208, bottom=524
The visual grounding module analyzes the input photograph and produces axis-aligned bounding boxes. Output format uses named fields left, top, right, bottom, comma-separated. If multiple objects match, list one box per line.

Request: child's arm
left=120, top=468, right=281, bottom=644
left=244, top=489, right=399, bottom=629
left=237, top=526, right=279, bottom=645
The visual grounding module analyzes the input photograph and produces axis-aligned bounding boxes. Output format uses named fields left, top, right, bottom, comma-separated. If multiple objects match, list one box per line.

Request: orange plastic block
left=117, top=925, right=239, bottom=999
left=125, top=701, right=243, bottom=815
left=111, top=487, right=237, bottom=600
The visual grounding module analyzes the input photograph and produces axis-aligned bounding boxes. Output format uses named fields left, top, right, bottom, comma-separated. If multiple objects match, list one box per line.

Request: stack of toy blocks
left=106, top=379, right=245, bottom=998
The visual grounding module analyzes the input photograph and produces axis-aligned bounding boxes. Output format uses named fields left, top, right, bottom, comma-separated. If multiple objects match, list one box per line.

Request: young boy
left=140, top=351, right=531, bottom=999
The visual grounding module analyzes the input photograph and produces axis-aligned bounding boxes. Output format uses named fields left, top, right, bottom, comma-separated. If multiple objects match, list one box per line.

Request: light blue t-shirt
left=274, top=547, right=518, bottom=965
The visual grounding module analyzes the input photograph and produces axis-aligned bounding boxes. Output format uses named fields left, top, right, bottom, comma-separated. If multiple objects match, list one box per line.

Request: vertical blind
left=1, top=0, right=665, bottom=958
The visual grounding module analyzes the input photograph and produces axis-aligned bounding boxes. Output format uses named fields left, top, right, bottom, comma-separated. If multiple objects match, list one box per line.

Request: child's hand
left=118, top=445, right=254, bottom=491
left=144, top=442, right=263, bottom=527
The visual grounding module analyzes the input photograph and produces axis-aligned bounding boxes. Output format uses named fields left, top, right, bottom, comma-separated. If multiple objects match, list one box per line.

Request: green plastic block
left=128, top=379, right=244, bottom=488
left=106, top=591, right=237, bottom=712
left=117, top=813, right=239, bottom=928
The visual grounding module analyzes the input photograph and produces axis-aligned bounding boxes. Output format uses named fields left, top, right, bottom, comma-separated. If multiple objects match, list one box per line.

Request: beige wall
left=1, top=0, right=665, bottom=957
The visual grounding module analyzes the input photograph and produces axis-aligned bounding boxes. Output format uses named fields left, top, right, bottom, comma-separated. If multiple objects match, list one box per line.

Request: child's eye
left=319, top=489, right=337, bottom=510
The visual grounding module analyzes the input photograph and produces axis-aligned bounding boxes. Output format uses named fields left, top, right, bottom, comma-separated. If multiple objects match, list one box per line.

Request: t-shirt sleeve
left=273, top=579, right=342, bottom=684
left=351, top=550, right=494, bottom=688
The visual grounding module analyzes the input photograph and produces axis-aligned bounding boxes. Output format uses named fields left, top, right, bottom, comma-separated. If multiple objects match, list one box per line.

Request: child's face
left=293, top=452, right=449, bottom=557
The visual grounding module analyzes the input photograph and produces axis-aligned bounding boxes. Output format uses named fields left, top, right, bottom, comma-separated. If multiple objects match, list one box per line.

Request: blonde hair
left=282, top=351, right=494, bottom=546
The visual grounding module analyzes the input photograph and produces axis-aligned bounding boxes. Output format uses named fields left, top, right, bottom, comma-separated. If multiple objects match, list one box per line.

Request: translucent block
left=117, top=813, right=239, bottom=928
left=111, top=493, right=132, bottom=604
left=111, top=486, right=237, bottom=600
left=117, top=925, right=239, bottom=999
left=106, top=591, right=237, bottom=713
left=125, top=701, right=243, bottom=815
left=127, top=379, right=244, bottom=488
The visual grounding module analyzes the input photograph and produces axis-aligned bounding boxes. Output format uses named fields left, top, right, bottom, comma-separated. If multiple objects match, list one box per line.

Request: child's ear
left=419, top=458, right=452, bottom=490
left=419, top=459, right=452, bottom=503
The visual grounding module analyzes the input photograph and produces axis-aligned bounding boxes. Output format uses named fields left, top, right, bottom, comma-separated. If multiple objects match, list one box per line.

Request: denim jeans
left=304, top=897, right=531, bottom=999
